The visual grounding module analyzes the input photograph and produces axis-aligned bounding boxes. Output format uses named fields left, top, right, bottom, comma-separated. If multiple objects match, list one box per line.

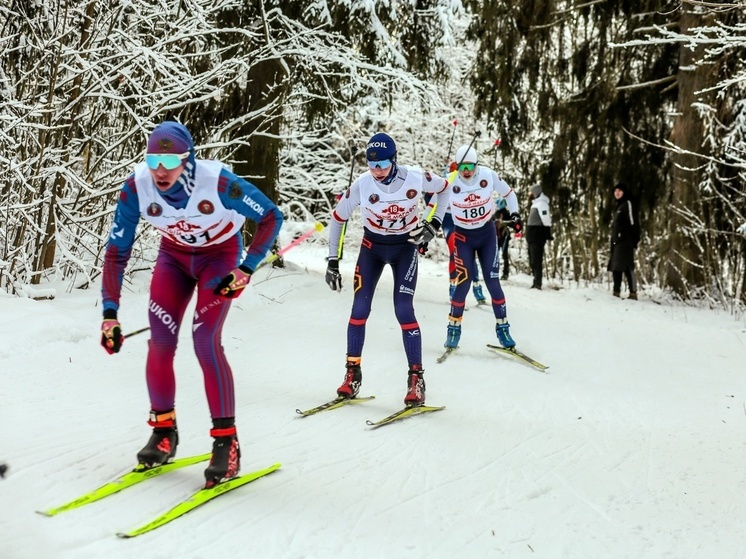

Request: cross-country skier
left=324, top=132, right=450, bottom=407
left=442, top=145, right=522, bottom=350
left=100, top=121, right=283, bottom=488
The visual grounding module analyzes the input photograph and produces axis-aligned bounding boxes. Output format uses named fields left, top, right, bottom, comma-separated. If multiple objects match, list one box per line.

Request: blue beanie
left=147, top=121, right=194, bottom=154
left=366, top=133, right=397, bottom=162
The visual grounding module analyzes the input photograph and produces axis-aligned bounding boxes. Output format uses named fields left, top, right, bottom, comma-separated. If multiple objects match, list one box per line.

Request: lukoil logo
left=242, top=196, right=265, bottom=215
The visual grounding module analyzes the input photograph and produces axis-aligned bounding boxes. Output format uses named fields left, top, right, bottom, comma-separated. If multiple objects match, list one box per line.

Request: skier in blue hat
left=324, top=132, right=451, bottom=407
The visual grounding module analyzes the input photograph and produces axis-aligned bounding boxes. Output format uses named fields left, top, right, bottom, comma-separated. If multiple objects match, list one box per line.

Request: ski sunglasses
left=367, top=159, right=393, bottom=170
left=145, top=152, right=190, bottom=170
left=458, top=162, right=477, bottom=172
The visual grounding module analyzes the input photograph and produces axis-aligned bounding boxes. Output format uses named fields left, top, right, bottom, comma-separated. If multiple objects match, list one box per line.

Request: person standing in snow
left=525, top=184, right=553, bottom=290
left=442, top=145, right=522, bottom=351
left=607, top=182, right=640, bottom=300
left=100, top=121, right=283, bottom=488
left=324, top=132, right=450, bottom=407
left=494, top=196, right=512, bottom=280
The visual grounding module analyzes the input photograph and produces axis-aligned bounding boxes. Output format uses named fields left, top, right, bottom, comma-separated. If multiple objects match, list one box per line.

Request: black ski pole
left=455, top=130, right=482, bottom=168
left=337, top=141, right=357, bottom=260
left=445, top=119, right=458, bottom=169
left=123, top=327, right=150, bottom=339
left=493, top=138, right=501, bottom=168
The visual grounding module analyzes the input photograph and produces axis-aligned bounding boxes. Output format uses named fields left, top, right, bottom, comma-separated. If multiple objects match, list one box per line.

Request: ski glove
left=508, top=212, right=523, bottom=233
left=326, top=258, right=342, bottom=292
left=408, top=220, right=439, bottom=245
left=214, top=265, right=253, bottom=299
left=101, top=309, right=123, bottom=354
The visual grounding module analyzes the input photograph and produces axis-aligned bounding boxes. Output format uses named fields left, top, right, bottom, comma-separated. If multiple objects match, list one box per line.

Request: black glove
left=101, top=309, right=123, bottom=355
left=418, top=242, right=429, bottom=255
left=408, top=220, right=438, bottom=245
left=508, top=212, right=522, bottom=233
left=214, top=265, right=253, bottom=298
left=326, top=258, right=342, bottom=291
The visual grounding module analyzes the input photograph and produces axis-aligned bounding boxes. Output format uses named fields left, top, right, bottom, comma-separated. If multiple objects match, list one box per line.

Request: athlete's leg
left=475, top=226, right=507, bottom=320
left=389, top=243, right=421, bottom=366
left=449, top=231, right=479, bottom=322
left=347, top=237, right=386, bottom=359
left=193, top=240, right=242, bottom=418
left=147, top=247, right=196, bottom=412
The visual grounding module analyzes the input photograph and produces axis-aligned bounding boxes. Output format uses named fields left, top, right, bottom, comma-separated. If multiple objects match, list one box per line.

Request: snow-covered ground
left=2, top=234, right=746, bottom=558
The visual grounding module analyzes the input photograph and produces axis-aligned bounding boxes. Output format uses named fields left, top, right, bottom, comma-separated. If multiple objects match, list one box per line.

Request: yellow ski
left=366, top=405, right=445, bottom=428
left=117, top=463, right=281, bottom=538
left=37, top=453, right=211, bottom=517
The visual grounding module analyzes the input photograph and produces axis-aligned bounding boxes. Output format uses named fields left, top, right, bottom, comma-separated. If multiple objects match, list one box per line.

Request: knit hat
left=455, top=145, right=478, bottom=164
left=530, top=184, right=542, bottom=197
left=613, top=182, right=627, bottom=194
left=366, top=133, right=397, bottom=162
left=147, top=121, right=194, bottom=154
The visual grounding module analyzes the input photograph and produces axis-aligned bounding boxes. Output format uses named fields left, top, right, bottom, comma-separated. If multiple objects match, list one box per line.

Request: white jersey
left=449, top=166, right=518, bottom=230
left=134, top=160, right=245, bottom=247
left=328, top=165, right=449, bottom=257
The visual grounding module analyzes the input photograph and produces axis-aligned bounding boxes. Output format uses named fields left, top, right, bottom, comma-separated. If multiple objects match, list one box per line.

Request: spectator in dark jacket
left=495, top=197, right=511, bottom=280
left=607, top=182, right=640, bottom=299
left=525, top=184, right=552, bottom=289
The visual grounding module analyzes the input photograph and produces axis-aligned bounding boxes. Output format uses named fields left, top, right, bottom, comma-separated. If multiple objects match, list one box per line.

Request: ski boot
left=444, top=316, right=462, bottom=348
left=204, top=418, right=241, bottom=489
left=404, top=365, right=426, bottom=407
left=495, top=318, right=516, bottom=348
left=337, top=358, right=362, bottom=398
left=472, top=282, right=487, bottom=305
left=137, top=410, right=178, bottom=468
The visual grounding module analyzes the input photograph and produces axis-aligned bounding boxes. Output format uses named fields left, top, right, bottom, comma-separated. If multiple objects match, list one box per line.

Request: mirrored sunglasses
left=458, top=162, right=477, bottom=172
left=145, top=152, right=190, bottom=170
left=367, top=159, right=393, bottom=170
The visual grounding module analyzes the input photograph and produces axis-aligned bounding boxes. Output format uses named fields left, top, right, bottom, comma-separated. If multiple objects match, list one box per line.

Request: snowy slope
left=2, top=239, right=746, bottom=559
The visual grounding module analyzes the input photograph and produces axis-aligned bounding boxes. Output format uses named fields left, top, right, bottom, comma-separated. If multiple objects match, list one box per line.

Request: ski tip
left=36, top=510, right=54, bottom=517
left=116, top=532, right=133, bottom=539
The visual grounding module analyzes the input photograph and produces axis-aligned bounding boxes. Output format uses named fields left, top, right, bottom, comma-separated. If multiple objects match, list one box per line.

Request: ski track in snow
left=2, top=244, right=746, bottom=557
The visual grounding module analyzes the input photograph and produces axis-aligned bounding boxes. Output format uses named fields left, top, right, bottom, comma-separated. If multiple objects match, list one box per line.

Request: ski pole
left=124, top=327, right=150, bottom=339
left=445, top=119, right=458, bottom=171
left=428, top=130, right=482, bottom=220
left=337, top=142, right=357, bottom=260
left=493, top=138, right=501, bottom=168
left=256, top=222, right=326, bottom=270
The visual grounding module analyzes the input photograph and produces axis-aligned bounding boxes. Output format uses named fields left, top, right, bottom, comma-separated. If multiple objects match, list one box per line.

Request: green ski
left=117, top=463, right=281, bottom=538
left=486, top=344, right=549, bottom=372
left=296, top=395, right=375, bottom=417
left=366, top=405, right=445, bottom=428
left=38, top=453, right=211, bottom=517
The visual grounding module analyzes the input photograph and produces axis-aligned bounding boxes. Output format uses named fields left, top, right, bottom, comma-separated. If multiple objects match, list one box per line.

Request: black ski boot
left=136, top=410, right=178, bottom=469
left=204, top=418, right=241, bottom=488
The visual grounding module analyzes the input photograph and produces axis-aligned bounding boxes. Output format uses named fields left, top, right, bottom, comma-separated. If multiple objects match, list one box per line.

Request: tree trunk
left=665, top=5, right=716, bottom=295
